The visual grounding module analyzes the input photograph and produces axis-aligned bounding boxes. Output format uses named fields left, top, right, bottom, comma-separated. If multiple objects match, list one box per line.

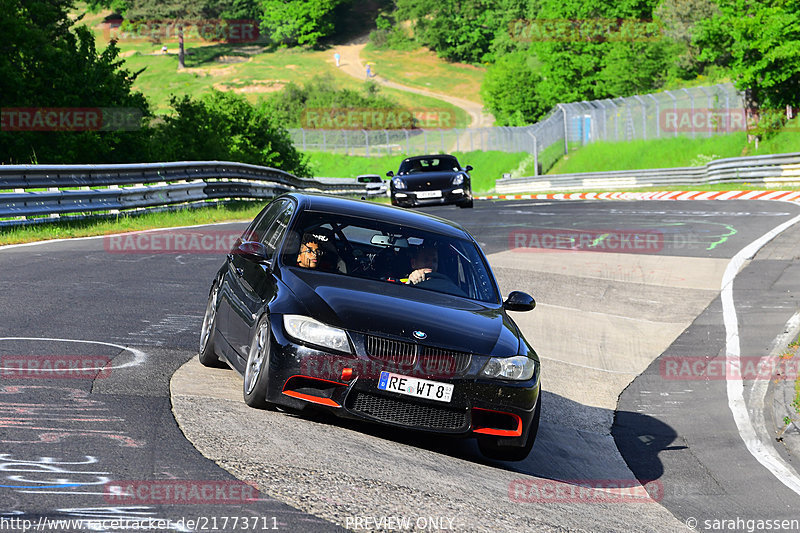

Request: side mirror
left=465, top=165, right=473, bottom=172
left=386, top=170, right=394, bottom=178
left=503, top=291, right=535, bottom=312
left=235, top=241, right=269, bottom=263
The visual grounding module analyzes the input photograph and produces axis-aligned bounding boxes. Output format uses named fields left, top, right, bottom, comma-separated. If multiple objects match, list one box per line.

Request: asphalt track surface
left=1, top=198, right=799, bottom=532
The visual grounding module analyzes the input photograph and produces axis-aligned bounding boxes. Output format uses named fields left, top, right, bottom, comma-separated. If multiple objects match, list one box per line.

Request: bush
left=265, top=75, right=417, bottom=129
left=149, top=91, right=310, bottom=176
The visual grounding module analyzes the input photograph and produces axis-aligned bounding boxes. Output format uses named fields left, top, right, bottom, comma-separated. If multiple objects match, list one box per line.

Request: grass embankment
left=305, top=150, right=531, bottom=193
left=0, top=202, right=265, bottom=247
left=548, top=117, right=800, bottom=174
left=360, top=45, right=486, bottom=105
left=80, top=8, right=470, bottom=126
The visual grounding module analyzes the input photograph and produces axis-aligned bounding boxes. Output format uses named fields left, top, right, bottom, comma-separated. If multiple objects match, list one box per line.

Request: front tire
left=198, top=283, right=226, bottom=368
left=458, top=198, right=474, bottom=208
left=243, top=316, right=275, bottom=409
left=478, top=393, right=540, bottom=461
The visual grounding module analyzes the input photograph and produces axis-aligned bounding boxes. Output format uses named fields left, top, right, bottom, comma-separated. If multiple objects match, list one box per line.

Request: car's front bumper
left=261, top=319, right=540, bottom=441
left=392, top=187, right=472, bottom=207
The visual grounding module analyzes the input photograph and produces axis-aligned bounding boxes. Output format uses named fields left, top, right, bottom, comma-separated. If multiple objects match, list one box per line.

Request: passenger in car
left=296, top=233, right=323, bottom=269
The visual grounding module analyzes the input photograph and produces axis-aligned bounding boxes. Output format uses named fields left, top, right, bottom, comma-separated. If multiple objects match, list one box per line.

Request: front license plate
left=378, top=371, right=454, bottom=403
left=415, top=190, right=442, bottom=199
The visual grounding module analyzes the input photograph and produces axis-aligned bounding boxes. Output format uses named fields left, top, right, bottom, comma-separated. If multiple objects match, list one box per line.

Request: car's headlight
left=392, top=177, right=406, bottom=190
left=452, top=173, right=464, bottom=186
left=481, top=356, right=537, bottom=380
left=283, top=315, right=351, bottom=354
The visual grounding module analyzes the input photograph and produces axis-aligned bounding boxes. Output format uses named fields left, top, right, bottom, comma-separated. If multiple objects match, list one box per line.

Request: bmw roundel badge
left=413, top=330, right=427, bottom=340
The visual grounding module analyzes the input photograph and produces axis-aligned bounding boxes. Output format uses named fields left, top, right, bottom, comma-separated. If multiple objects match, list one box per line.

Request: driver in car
left=405, top=243, right=438, bottom=285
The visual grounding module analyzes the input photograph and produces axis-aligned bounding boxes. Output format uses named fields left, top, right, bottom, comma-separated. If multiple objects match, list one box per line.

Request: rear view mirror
left=503, top=291, right=535, bottom=312
left=386, top=171, right=394, bottom=178
left=235, top=241, right=269, bottom=263
left=370, top=235, right=408, bottom=248
left=465, top=165, right=473, bottom=172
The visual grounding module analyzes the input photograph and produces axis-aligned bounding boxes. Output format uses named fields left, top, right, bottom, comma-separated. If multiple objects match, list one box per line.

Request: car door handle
left=234, top=267, right=244, bottom=277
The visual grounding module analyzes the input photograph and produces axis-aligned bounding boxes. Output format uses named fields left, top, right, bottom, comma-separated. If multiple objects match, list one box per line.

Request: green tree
left=654, top=0, right=719, bottom=78
left=150, top=91, right=310, bottom=175
left=695, top=0, right=800, bottom=113
left=125, top=0, right=209, bottom=68
left=481, top=52, right=548, bottom=125
left=0, top=0, right=150, bottom=164
left=396, top=0, right=517, bottom=63
left=258, top=0, right=349, bottom=47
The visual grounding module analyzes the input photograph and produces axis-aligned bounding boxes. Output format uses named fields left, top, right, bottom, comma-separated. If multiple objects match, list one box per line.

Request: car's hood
left=398, top=171, right=465, bottom=190
left=284, top=269, right=520, bottom=357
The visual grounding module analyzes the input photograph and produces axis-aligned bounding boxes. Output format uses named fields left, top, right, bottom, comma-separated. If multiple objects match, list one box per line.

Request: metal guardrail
left=0, top=161, right=367, bottom=225
left=495, top=152, right=800, bottom=193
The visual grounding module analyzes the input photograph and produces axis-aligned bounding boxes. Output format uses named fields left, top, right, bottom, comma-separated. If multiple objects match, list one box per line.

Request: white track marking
left=0, top=221, right=247, bottom=252
left=722, top=213, right=800, bottom=495
left=0, top=337, right=146, bottom=370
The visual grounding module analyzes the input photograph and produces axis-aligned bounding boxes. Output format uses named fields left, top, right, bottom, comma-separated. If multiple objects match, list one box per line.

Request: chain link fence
left=289, top=83, right=743, bottom=176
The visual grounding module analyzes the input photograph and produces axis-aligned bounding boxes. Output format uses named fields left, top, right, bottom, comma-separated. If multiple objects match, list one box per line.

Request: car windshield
left=282, top=211, right=499, bottom=303
left=398, top=156, right=460, bottom=174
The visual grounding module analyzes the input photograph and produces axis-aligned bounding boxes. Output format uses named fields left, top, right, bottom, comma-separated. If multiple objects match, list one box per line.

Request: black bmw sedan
left=199, top=193, right=540, bottom=461
left=387, top=154, right=474, bottom=208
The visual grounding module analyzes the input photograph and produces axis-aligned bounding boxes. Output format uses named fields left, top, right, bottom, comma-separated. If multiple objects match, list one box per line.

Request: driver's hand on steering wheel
left=406, top=268, right=432, bottom=285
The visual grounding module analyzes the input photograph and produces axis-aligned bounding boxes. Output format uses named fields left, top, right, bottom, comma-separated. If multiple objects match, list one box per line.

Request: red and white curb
left=476, top=190, right=800, bottom=202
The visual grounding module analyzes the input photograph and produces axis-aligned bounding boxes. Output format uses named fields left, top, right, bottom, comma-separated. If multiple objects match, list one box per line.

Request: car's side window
left=260, top=202, right=295, bottom=260
left=242, top=200, right=285, bottom=243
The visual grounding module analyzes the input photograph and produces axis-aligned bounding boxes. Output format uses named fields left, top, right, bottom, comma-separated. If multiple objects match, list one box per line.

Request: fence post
left=557, top=104, right=568, bottom=155
left=648, top=94, right=660, bottom=138
left=633, top=95, right=647, bottom=141
left=405, top=130, right=410, bottom=154
left=302, top=129, right=306, bottom=151
left=528, top=132, right=539, bottom=177
left=363, top=130, right=369, bottom=157
left=664, top=90, right=678, bottom=137
left=343, top=130, right=348, bottom=155
left=699, top=86, right=713, bottom=135
left=682, top=88, right=695, bottom=138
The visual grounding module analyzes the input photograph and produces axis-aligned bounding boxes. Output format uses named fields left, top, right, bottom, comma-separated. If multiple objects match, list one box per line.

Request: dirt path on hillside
left=329, top=36, right=495, bottom=129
